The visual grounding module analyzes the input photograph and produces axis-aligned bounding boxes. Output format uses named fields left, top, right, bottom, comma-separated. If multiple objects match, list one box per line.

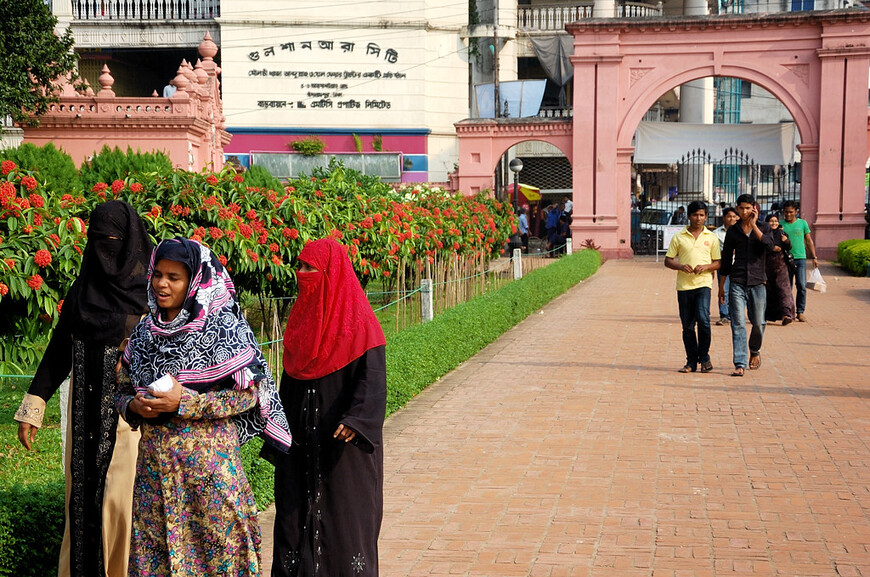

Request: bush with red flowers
left=0, top=153, right=514, bottom=372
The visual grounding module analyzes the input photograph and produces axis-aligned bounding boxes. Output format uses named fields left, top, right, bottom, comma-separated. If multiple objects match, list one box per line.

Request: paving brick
left=258, top=260, right=870, bottom=575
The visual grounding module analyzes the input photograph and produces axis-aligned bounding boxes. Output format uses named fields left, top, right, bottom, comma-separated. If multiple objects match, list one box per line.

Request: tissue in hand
left=147, top=374, right=175, bottom=395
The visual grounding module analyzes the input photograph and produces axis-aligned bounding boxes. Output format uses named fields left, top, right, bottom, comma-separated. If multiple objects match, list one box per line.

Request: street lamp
left=509, top=157, right=523, bottom=210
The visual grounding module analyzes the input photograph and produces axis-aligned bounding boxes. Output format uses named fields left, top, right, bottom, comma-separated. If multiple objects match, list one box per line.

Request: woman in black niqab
left=14, top=200, right=153, bottom=577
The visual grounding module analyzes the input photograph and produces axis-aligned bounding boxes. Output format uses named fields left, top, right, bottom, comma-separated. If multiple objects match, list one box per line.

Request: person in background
left=664, top=200, right=721, bottom=373
left=545, top=202, right=563, bottom=252
left=764, top=213, right=796, bottom=325
left=713, top=207, right=739, bottom=326
left=779, top=200, right=817, bottom=322
left=562, top=195, right=573, bottom=214
left=671, top=205, right=687, bottom=225
left=14, top=201, right=152, bottom=577
left=718, top=194, right=775, bottom=377
left=518, top=207, right=530, bottom=252
left=118, top=238, right=293, bottom=576
left=272, top=239, right=387, bottom=577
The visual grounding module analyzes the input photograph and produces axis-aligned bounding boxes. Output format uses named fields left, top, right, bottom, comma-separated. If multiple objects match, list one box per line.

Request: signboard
left=221, top=26, right=438, bottom=129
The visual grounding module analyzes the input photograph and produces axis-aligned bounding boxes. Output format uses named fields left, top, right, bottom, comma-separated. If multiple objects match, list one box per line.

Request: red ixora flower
left=269, top=242, right=279, bottom=253
left=1, top=160, right=16, bottom=175
left=111, top=180, right=124, bottom=194
left=27, top=274, right=43, bottom=290
left=57, top=299, right=64, bottom=313
left=129, top=182, right=144, bottom=193
left=0, top=282, right=8, bottom=296
left=209, top=227, right=224, bottom=240
left=20, top=176, right=37, bottom=191
left=34, top=249, right=52, bottom=267
left=206, top=175, right=219, bottom=186
left=218, top=255, right=228, bottom=266
left=28, top=193, right=45, bottom=208
left=150, top=206, right=162, bottom=217
left=233, top=175, right=244, bottom=183
left=92, top=182, right=108, bottom=193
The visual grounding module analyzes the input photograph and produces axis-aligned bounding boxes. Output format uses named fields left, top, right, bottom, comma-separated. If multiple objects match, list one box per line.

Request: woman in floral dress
left=117, top=238, right=293, bottom=576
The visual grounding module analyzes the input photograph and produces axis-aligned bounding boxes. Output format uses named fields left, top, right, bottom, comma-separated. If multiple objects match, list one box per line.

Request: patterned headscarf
left=124, top=238, right=292, bottom=452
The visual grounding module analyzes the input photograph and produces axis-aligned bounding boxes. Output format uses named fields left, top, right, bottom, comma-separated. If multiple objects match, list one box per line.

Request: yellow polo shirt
left=665, top=226, right=721, bottom=291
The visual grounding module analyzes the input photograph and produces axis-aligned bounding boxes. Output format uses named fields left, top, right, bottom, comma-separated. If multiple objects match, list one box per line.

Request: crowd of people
left=665, top=196, right=818, bottom=377
left=14, top=200, right=386, bottom=577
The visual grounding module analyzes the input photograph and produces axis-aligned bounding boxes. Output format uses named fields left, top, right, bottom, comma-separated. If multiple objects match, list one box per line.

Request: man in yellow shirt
left=665, top=200, right=721, bottom=373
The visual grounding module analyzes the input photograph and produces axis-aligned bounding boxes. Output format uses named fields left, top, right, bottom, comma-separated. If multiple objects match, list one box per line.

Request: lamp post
left=509, top=157, right=523, bottom=210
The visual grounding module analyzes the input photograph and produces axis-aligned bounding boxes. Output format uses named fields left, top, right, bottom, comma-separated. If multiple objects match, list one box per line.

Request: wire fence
left=1, top=244, right=570, bottom=382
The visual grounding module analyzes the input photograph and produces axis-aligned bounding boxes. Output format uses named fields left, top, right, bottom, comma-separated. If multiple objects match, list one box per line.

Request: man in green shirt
left=779, top=200, right=818, bottom=322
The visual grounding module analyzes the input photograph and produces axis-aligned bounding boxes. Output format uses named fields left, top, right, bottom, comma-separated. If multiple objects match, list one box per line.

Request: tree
left=0, top=0, right=77, bottom=125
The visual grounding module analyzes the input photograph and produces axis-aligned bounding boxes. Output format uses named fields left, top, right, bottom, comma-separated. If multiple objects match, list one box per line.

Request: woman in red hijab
left=273, top=239, right=387, bottom=577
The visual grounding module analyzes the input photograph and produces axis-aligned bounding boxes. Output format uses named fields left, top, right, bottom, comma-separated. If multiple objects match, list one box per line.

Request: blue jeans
left=717, top=273, right=730, bottom=320
left=677, top=287, right=712, bottom=367
left=729, top=282, right=766, bottom=369
left=788, top=258, right=807, bottom=314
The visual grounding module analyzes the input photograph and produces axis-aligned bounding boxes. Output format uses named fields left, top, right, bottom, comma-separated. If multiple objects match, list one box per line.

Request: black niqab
left=63, top=200, right=153, bottom=344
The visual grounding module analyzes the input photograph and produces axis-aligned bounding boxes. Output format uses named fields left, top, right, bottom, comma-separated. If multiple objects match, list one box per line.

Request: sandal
left=700, top=361, right=714, bottom=373
left=749, top=354, right=761, bottom=370
left=731, top=367, right=745, bottom=377
left=678, top=364, right=696, bottom=373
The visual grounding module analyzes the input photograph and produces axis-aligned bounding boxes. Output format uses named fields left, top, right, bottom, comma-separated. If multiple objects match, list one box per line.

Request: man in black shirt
left=718, top=194, right=774, bottom=377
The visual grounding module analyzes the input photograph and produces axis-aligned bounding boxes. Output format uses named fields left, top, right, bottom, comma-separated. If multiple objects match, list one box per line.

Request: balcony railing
left=72, top=0, right=219, bottom=21
left=518, top=2, right=663, bottom=31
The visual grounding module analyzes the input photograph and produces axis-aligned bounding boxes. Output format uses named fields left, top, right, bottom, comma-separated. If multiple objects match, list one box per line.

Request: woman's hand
left=135, top=375, right=182, bottom=416
left=18, top=422, right=37, bottom=450
left=773, top=246, right=781, bottom=253
left=334, top=423, right=357, bottom=443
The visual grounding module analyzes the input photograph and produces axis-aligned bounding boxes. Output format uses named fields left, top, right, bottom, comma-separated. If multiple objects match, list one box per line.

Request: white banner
left=635, top=121, right=796, bottom=165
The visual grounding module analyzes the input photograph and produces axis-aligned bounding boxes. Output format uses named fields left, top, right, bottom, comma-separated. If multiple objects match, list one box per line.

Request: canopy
left=508, top=183, right=542, bottom=202
left=634, top=121, right=796, bottom=165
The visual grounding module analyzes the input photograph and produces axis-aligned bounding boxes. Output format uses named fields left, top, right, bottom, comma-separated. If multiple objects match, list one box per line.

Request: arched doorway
left=568, top=10, right=870, bottom=259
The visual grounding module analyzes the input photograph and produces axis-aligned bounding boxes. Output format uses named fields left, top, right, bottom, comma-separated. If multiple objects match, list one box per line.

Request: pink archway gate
left=454, top=118, right=573, bottom=195
left=568, top=10, right=870, bottom=259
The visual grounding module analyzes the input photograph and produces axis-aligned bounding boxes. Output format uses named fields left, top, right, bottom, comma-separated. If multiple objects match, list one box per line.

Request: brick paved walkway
left=262, top=258, right=870, bottom=576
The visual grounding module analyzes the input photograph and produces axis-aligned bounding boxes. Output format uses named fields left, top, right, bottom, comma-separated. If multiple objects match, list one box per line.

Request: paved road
left=262, top=258, right=870, bottom=576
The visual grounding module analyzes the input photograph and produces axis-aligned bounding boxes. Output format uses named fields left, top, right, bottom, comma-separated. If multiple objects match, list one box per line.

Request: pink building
left=23, top=33, right=230, bottom=172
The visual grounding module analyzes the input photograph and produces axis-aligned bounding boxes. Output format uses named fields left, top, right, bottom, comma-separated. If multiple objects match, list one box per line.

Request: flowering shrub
left=0, top=157, right=514, bottom=371
left=0, top=161, right=88, bottom=371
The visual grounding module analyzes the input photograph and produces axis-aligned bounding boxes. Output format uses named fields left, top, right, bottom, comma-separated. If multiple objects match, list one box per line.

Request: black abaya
left=273, top=345, right=386, bottom=577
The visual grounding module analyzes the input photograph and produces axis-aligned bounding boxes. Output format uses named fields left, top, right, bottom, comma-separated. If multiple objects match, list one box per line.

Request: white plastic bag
left=807, top=267, right=826, bottom=293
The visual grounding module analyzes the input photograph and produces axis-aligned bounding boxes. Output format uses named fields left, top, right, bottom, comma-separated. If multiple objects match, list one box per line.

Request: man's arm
left=665, top=256, right=694, bottom=274
left=804, top=231, right=818, bottom=268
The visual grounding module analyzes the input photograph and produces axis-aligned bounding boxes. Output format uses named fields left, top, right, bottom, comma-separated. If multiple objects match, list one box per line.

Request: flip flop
left=749, top=354, right=761, bottom=370
left=731, top=367, right=745, bottom=377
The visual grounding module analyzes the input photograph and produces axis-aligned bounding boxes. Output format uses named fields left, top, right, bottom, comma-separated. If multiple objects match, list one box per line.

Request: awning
left=634, top=121, right=796, bottom=165
left=508, top=183, right=542, bottom=202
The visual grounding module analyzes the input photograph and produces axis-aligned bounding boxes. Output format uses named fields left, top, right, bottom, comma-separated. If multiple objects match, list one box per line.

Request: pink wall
left=23, top=33, right=230, bottom=172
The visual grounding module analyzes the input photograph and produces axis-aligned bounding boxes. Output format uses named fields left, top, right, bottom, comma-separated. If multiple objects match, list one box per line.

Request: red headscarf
left=282, top=239, right=386, bottom=380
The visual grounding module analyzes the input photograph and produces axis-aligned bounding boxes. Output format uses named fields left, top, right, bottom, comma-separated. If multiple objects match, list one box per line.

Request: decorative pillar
left=814, top=33, right=870, bottom=257
left=570, top=35, right=623, bottom=259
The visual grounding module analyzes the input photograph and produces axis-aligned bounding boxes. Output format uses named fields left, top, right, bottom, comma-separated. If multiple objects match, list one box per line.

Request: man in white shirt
left=562, top=195, right=573, bottom=214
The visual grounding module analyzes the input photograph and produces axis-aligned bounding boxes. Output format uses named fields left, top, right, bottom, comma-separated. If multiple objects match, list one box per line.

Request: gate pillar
left=570, top=45, right=625, bottom=258
left=814, top=37, right=870, bottom=258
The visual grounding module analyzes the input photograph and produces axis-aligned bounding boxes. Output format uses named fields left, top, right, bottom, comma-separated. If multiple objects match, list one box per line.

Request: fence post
left=566, top=238, right=573, bottom=255
left=513, top=248, right=523, bottom=280
left=420, top=278, right=434, bottom=322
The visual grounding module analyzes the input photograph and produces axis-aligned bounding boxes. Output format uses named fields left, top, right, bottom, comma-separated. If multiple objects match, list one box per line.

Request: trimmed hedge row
left=0, top=249, right=601, bottom=576
left=837, top=239, right=870, bottom=276
left=385, top=249, right=601, bottom=415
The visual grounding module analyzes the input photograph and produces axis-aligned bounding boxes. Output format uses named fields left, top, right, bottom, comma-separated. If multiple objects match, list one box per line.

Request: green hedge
left=837, top=239, right=870, bottom=276
left=0, top=249, right=600, bottom=573
left=385, top=249, right=601, bottom=415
